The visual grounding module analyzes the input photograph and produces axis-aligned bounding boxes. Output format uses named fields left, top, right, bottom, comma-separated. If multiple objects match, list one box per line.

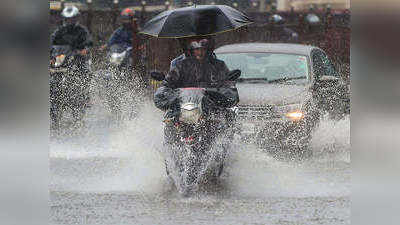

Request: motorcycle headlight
left=110, top=52, right=126, bottom=65
left=54, top=54, right=66, bottom=67
left=179, top=103, right=201, bottom=124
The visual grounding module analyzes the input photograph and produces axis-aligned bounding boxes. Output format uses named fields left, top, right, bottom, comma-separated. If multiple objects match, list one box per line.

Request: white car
left=215, top=43, right=350, bottom=157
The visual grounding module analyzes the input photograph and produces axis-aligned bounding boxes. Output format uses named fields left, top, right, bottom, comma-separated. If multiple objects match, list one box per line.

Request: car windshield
left=217, top=52, right=309, bottom=82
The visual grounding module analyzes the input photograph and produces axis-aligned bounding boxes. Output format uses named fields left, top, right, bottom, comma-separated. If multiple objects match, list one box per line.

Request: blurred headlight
left=110, top=52, right=126, bottom=65
left=285, top=111, right=304, bottom=121
left=179, top=103, right=201, bottom=124
left=54, top=54, right=65, bottom=67
left=276, top=104, right=304, bottom=121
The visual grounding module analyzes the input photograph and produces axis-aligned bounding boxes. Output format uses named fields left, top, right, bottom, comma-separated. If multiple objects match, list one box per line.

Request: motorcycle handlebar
left=180, top=81, right=235, bottom=89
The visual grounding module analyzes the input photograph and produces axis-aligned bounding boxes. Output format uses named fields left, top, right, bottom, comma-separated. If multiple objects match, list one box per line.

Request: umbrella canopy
left=140, top=5, right=253, bottom=38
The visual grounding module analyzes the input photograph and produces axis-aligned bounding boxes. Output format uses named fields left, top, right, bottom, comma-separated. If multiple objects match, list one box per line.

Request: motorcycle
left=152, top=70, right=240, bottom=196
left=96, top=44, right=142, bottom=121
left=49, top=45, right=92, bottom=131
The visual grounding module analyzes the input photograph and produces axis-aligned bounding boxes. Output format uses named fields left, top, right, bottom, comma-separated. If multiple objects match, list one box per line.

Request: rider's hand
left=99, top=45, right=107, bottom=51
left=79, top=49, right=88, bottom=56
left=205, top=89, right=223, bottom=100
left=205, top=89, right=230, bottom=107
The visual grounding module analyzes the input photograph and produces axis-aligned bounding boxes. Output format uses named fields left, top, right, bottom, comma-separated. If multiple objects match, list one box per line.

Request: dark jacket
left=154, top=54, right=239, bottom=111
left=51, top=24, right=93, bottom=50
left=163, top=55, right=230, bottom=89
left=108, top=27, right=133, bottom=49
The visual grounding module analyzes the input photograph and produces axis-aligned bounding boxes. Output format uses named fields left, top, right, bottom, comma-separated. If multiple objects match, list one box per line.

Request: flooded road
left=50, top=102, right=350, bottom=225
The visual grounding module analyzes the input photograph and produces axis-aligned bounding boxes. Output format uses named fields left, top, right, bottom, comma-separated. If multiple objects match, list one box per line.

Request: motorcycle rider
left=50, top=5, right=93, bottom=84
left=50, top=6, right=93, bottom=128
left=51, top=6, right=93, bottom=61
left=100, top=8, right=141, bottom=76
left=162, top=37, right=229, bottom=89
left=100, top=8, right=148, bottom=87
left=154, top=36, right=239, bottom=144
left=100, top=8, right=141, bottom=50
left=155, top=37, right=238, bottom=108
left=167, top=37, right=216, bottom=68
left=268, top=14, right=299, bottom=43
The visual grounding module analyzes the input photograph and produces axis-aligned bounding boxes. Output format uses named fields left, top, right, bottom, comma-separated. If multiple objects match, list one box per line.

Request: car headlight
left=54, top=54, right=66, bottom=67
left=179, top=103, right=201, bottom=124
left=276, top=104, right=304, bottom=121
left=110, top=52, right=126, bottom=65
left=285, top=111, right=304, bottom=121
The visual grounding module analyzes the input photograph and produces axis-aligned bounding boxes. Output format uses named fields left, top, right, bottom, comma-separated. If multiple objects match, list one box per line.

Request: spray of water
left=224, top=115, right=350, bottom=198
left=51, top=94, right=350, bottom=199
left=50, top=100, right=168, bottom=193
left=310, top=114, right=350, bottom=161
left=87, top=103, right=166, bottom=193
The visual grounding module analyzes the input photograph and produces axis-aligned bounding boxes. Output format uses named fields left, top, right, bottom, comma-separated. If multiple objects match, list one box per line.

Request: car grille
left=236, top=105, right=281, bottom=120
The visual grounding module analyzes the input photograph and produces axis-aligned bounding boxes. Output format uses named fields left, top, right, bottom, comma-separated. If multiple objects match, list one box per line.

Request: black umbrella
left=139, top=5, right=253, bottom=38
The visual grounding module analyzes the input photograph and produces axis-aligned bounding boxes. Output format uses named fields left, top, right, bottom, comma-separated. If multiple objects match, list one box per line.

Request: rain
left=49, top=0, right=350, bottom=224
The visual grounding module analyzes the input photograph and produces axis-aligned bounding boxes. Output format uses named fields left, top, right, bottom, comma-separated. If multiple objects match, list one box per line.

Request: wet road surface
left=50, top=101, right=350, bottom=225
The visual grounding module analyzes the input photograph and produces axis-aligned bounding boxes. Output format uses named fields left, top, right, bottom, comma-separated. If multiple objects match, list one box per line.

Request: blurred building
left=49, top=0, right=350, bottom=12
left=49, top=0, right=173, bottom=11
left=281, top=0, right=350, bottom=11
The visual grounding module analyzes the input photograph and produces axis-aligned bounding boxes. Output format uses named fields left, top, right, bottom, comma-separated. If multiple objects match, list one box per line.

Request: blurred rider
left=51, top=5, right=93, bottom=57
left=101, top=8, right=141, bottom=50
left=268, top=14, right=299, bottom=43
left=50, top=5, right=93, bottom=119
left=101, top=8, right=148, bottom=86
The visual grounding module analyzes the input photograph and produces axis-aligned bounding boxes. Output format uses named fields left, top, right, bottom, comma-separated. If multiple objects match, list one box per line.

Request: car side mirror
left=228, top=69, right=241, bottom=81
left=150, top=71, right=165, bottom=81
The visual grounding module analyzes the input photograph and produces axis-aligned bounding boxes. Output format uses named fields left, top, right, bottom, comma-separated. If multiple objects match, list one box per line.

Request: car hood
left=236, top=82, right=310, bottom=106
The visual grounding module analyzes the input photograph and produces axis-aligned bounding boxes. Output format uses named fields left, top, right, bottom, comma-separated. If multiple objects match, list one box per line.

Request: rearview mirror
left=150, top=71, right=165, bottom=81
left=228, top=69, right=241, bottom=81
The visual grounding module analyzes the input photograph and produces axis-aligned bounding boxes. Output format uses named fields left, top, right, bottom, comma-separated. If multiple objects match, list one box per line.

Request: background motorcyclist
left=50, top=6, right=93, bottom=128
left=100, top=8, right=141, bottom=76
left=268, top=14, right=299, bottom=43
left=100, top=8, right=148, bottom=87
left=100, top=8, right=141, bottom=50
left=50, top=6, right=93, bottom=81
left=51, top=6, right=93, bottom=57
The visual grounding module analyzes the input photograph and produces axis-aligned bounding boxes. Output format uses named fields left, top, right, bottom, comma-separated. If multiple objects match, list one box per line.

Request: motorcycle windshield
left=109, top=44, right=129, bottom=54
left=178, top=88, right=205, bottom=106
left=109, top=44, right=132, bottom=64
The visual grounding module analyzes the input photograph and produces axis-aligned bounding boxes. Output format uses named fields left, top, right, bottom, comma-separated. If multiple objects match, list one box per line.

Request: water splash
left=224, top=115, right=350, bottom=198
left=50, top=102, right=166, bottom=193
left=51, top=101, right=350, bottom=199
